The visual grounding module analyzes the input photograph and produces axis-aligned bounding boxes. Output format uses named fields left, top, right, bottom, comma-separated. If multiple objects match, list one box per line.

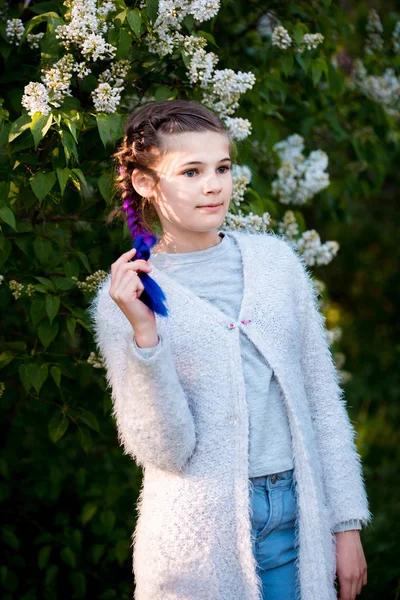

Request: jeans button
left=271, top=474, right=277, bottom=484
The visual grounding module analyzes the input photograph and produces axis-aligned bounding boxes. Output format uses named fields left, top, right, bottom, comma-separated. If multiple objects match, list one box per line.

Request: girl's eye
left=183, top=166, right=231, bottom=177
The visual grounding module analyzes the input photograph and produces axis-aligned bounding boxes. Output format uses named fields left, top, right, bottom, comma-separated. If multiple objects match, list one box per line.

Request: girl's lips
left=196, top=203, right=223, bottom=212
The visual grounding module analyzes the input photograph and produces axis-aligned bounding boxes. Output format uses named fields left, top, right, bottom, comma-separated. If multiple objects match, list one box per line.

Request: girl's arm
left=294, top=251, right=373, bottom=532
left=88, top=279, right=197, bottom=473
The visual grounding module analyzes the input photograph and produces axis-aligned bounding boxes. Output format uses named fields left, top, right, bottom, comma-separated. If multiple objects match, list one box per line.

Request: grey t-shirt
left=134, top=231, right=294, bottom=478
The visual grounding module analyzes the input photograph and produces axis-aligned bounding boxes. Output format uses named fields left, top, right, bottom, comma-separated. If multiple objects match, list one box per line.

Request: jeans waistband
left=249, top=469, right=294, bottom=489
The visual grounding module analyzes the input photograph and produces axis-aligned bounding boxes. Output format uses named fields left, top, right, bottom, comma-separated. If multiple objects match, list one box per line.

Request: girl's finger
left=111, top=257, right=151, bottom=288
left=112, top=247, right=137, bottom=268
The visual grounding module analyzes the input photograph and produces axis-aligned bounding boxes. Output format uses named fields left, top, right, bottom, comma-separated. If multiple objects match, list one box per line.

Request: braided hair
left=108, top=99, right=232, bottom=316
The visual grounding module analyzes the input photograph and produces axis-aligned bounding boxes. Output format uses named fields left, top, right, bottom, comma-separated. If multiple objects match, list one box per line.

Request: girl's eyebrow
left=179, top=157, right=232, bottom=167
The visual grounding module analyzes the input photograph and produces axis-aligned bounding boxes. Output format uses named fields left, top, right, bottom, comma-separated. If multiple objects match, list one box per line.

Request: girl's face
left=132, top=130, right=233, bottom=245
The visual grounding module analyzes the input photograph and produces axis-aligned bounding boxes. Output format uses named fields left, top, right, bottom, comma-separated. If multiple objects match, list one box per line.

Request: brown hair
left=107, top=99, right=234, bottom=241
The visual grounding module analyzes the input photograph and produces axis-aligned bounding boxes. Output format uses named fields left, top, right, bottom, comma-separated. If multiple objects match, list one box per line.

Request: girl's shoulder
left=233, top=229, right=306, bottom=273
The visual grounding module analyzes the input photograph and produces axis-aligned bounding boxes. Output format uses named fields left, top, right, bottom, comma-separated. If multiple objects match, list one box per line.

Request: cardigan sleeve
left=332, top=519, right=362, bottom=533
left=293, top=251, right=373, bottom=532
left=88, top=276, right=197, bottom=473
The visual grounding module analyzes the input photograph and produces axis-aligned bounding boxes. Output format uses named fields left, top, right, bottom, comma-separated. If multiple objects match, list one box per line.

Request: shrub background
left=0, top=1, right=399, bottom=598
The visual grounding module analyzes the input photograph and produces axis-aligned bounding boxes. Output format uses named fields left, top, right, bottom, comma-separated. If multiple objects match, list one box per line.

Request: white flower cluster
left=277, top=210, right=299, bottom=240
left=231, top=164, right=252, bottom=206
left=277, top=210, right=339, bottom=267
left=42, top=54, right=74, bottom=108
left=143, top=1, right=255, bottom=140
left=222, top=208, right=271, bottom=234
left=87, top=351, right=104, bottom=368
left=271, top=26, right=292, bottom=50
left=351, top=59, right=400, bottom=118
left=27, top=32, right=45, bottom=49
left=8, top=280, right=24, bottom=299
left=55, top=0, right=116, bottom=61
left=22, top=54, right=75, bottom=116
left=92, top=60, right=130, bottom=113
left=22, top=83, right=51, bottom=116
left=0, top=274, right=4, bottom=284
left=73, top=61, right=92, bottom=79
left=393, top=21, right=400, bottom=54
left=327, top=326, right=343, bottom=345
left=271, top=134, right=330, bottom=205
left=302, top=33, right=324, bottom=50
left=72, top=270, right=108, bottom=292
left=365, top=8, right=384, bottom=55
left=144, top=0, right=221, bottom=55
left=296, top=229, right=339, bottom=266
left=6, top=18, right=25, bottom=45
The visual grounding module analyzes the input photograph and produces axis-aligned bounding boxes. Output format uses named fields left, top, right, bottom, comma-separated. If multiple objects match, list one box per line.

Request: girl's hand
left=109, top=247, right=156, bottom=333
left=335, top=530, right=367, bottom=600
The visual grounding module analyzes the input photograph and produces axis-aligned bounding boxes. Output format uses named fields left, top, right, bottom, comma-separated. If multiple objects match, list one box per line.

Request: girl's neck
left=153, top=231, right=224, bottom=255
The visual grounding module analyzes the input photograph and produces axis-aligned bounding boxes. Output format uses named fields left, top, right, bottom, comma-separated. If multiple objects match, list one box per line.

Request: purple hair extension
left=119, top=166, right=168, bottom=317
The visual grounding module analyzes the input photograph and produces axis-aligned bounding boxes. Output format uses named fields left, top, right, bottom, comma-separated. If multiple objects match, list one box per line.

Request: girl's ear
left=131, top=168, right=154, bottom=198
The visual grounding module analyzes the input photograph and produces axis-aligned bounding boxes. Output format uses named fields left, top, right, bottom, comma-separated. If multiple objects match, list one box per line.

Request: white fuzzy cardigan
left=88, top=230, right=372, bottom=600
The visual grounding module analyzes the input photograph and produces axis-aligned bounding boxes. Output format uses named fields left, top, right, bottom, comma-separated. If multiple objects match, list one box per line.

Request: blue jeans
left=249, top=469, right=300, bottom=600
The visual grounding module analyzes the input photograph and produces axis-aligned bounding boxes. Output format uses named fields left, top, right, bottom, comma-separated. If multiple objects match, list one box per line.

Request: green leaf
left=27, top=363, right=49, bottom=394
left=196, top=30, right=218, bottom=48
left=0, top=207, right=16, bottom=230
left=48, top=412, right=69, bottom=443
left=96, top=113, right=123, bottom=147
left=60, top=547, right=76, bottom=568
left=19, top=364, right=31, bottom=394
left=38, top=321, right=59, bottom=350
left=30, top=172, right=57, bottom=203
left=0, top=351, right=14, bottom=369
left=69, top=571, right=86, bottom=597
left=33, top=239, right=53, bottom=264
left=293, top=22, right=309, bottom=45
left=0, top=122, right=11, bottom=147
left=116, top=27, right=133, bottom=60
left=0, top=181, right=10, bottom=206
left=67, top=317, right=76, bottom=340
left=24, top=11, right=59, bottom=35
left=71, top=168, right=87, bottom=187
left=34, top=276, right=56, bottom=290
left=98, top=172, right=115, bottom=203
left=127, top=8, right=142, bottom=37
left=78, top=408, right=100, bottom=433
left=53, top=277, right=76, bottom=290
left=295, top=53, right=310, bottom=74
left=90, top=544, right=105, bottom=565
left=154, top=86, right=178, bottom=102
left=60, top=130, right=79, bottom=162
left=30, top=112, right=53, bottom=148
left=8, top=114, right=31, bottom=143
left=81, top=503, right=98, bottom=525
left=38, top=546, right=51, bottom=570
left=146, top=0, right=159, bottom=24
left=312, top=57, right=328, bottom=86
left=46, top=295, right=60, bottom=324
left=56, top=168, right=71, bottom=195
left=2, top=527, right=20, bottom=550
left=77, top=427, right=92, bottom=452
left=115, top=539, right=129, bottom=565
left=280, top=54, right=294, bottom=77
left=100, top=510, right=115, bottom=532
left=75, top=251, right=91, bottom=272
left=50, top=366, right=62, bottom=389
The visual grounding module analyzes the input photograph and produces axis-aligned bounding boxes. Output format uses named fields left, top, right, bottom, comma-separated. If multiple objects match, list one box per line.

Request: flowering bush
left=0, top=1, right=398, bottom=598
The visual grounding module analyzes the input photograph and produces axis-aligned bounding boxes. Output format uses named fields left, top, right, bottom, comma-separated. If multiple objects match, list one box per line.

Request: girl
left=89, top=99, right=372, bottom=600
